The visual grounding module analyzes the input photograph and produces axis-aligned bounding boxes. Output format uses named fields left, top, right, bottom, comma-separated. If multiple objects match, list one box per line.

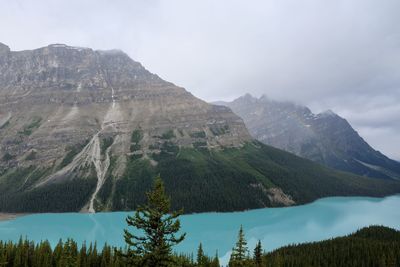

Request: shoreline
left=0, top=193, right=399, bottom=222
left=0, top=213, right=28, bottom=222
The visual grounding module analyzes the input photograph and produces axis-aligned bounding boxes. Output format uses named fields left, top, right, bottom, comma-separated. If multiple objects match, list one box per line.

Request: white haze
left=0, top=0, right=399, bottom=159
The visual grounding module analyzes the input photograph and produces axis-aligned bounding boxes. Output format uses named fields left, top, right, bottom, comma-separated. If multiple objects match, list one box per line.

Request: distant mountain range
left=1, top=43, right=399, bottom=214
left=217, top=94, right=400, bottom=180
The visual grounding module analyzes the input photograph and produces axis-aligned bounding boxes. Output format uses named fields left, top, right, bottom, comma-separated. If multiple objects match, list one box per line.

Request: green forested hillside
left=264, top=225, right=400, bottom=267
left=1, top=141, right=400, bottom=213
left=0, top=166, right=97, bottom=212
left=109, top=141, right=400, bottom=213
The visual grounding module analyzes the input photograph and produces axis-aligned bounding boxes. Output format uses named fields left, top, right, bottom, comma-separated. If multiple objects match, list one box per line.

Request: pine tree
left=53, top=240, right=63, bottom=266
left=196, top=243, right=207, bottom=266
left=253, top=240, right=262, bottom=267
left=229, top=225, right=249, bottom=267
left=13, top=238, right=24, bottom=267
left=0, top=253, right=7, bottom=267
left=210, top=251, right=220, bottom=267
left=77, top=242, right=87, bottom=267
left=36, top=241, right=52, bottom=267
left=60, top=239, right=78, bottom=267
left=90, top=243, right=99, bottom=267
left=122, top=175, right=186, bottom=267
left=101, top=244, right=112, bottom=267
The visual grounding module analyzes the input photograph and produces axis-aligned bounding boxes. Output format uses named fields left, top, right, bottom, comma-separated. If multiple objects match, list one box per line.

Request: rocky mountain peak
left=0, top=43, right=167, bottom=99
left=222, top=95, right=400, bottom=180
left=0, top=43, right=251, bottom=173
left=239, top=93, right=257, bottom=102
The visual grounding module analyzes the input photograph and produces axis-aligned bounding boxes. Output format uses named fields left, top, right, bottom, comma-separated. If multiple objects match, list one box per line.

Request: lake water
left=1, top=195, right=400, bottom=265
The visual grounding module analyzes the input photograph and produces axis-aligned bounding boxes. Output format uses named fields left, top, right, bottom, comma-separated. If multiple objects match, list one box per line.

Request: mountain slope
left=1, top=43, right=399, bottom=213
left=264, top=225, right=400, bottom=266
left=219, top=94, right=400, bottom=180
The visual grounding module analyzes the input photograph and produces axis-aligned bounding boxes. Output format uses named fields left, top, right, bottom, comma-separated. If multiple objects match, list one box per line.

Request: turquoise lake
left=1, top=195, right=400, bottom=265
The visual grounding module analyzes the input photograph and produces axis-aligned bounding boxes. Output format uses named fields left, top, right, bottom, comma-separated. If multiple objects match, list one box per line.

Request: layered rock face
left=0, top=43, right=251, bottom=211
left=220, top=94, right=400, bottom=180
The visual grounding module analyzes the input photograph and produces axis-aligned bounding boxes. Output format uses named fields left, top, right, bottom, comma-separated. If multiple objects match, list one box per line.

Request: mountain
left=219, top=94, right=400, bottom=180
left=1, top=43, right=399, bottom=213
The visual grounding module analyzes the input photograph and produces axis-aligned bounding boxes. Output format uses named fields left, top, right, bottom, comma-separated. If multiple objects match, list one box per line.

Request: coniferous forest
left=0, top=225, right=399, bottom=267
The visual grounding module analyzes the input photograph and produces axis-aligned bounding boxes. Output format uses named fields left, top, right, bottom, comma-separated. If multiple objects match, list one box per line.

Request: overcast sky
left=1, top=0, right=399, bottom=160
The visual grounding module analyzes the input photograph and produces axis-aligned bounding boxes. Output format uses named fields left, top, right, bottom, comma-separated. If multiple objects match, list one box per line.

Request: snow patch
left=318, top=109, right=337, bottom=118
left=49, top=44, right=88, bottom=52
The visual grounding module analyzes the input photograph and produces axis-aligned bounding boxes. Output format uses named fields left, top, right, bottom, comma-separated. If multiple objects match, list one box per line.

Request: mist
left=1, top=0, right=399, bottom=159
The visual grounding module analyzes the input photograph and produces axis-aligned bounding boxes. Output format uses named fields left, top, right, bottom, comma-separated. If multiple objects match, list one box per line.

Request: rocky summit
left=1, top=44, right=400, bottom=214
left=220, top=94, right=400, bottom=180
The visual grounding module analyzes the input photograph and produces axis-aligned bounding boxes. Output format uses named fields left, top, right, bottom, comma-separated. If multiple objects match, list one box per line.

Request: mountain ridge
left=218, top=94, right=400, bottom=180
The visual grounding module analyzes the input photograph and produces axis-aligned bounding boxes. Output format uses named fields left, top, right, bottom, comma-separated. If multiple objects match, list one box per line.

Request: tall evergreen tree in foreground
left=229, top=225, right=249, bottom=267
left=122, top=175, right=186, bottom=267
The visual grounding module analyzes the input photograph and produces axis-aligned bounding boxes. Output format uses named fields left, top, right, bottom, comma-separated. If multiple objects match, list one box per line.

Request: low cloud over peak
left=1, top=0, right=399, bottom=159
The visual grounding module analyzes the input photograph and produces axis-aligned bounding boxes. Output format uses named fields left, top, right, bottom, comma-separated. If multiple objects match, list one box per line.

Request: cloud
left=0, top=0, right=399, bottom=159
